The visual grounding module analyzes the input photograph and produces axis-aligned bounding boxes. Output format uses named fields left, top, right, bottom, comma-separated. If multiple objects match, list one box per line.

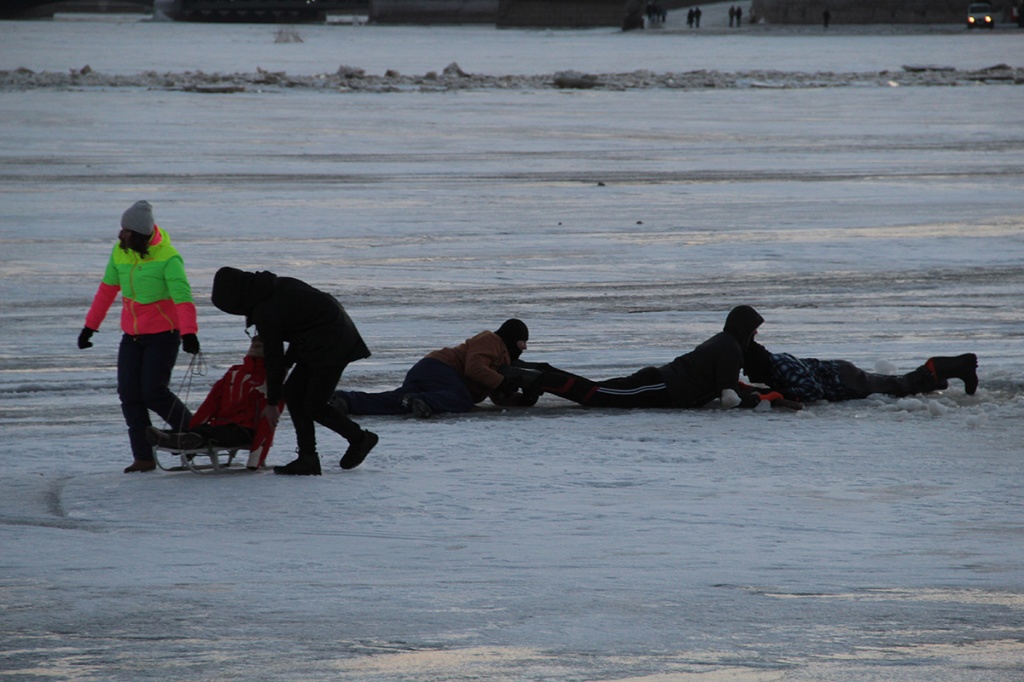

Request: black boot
left=340, top=430, right=378, bottom=470
left=499, top=365, right=543, bottom=390
left=927, top=354, right=978, bottom=395
left=274, top=451, right=322, bottom=476
left=512, top=360, right=565, bottom=373
left=903, top=366, right=945, bottom=394
left=401, top=394, right=433, bottom=419
left=145, top=426, right=204, bottom=450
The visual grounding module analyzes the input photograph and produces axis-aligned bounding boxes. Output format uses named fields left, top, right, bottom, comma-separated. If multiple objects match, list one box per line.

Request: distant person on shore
left=687, top=7, right=695, bottom=27
left=331, top=319, right=535, bottom=419
left=645, top=1, right=666, bottom=26
left=211, top=267, right=377, bottom=476
left=743, top=341, right=978, bottom=403
left=823, top=8, right=831, bottom=28
left=694, top=6, right=702, bottom=27
left=735, top=5, right=742, bottom=25
left=729, top=5, right=736, bottom=26
left=500, top=306, right=784, bottom=410
left=78, top=200, right=201, bottom=474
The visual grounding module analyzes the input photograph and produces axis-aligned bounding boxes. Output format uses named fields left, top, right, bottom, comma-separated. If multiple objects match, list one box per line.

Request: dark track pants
left=118, top=331, right=193, bottom=462
left=533, top=365, right=673, bottom=409
left=836, top=361, right=937, bottom=399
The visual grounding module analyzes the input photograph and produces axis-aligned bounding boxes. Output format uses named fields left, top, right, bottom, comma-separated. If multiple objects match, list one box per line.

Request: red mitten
left=760, top=391, right=804, bottom=410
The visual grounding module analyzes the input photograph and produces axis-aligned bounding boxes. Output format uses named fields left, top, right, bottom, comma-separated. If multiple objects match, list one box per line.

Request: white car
left=967, top=2, right=995, bottom=28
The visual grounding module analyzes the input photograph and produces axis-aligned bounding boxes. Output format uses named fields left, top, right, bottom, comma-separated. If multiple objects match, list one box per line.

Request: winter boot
left=273, top=450, right=322, bottom=476
left=145, top=426, right=204, bottom=451
left=340, top=430, right=378, bottom=470
left=144, top=425, right=164, bottom=446
left=512, top=360, right=564, bottom=373
left=124, top=459, right=156, bottom=473
left=909, top=364, right=946, bottom=391
left=499, top=365, right=543, bottom=390
left=926, top=354, right=978, bottom=395
left=401, top=394, right=433, bottom=419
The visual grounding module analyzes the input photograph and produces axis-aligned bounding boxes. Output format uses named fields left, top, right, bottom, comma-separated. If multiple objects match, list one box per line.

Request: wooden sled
left=152, top=444, right=251, bottom=474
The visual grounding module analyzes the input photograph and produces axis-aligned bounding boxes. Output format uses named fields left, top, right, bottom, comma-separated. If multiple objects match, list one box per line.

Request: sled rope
left=173, top=351, right=207, bottom=432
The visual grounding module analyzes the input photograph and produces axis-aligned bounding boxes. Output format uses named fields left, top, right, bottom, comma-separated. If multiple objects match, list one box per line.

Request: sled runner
left=152, top=443, right=249, bottom=474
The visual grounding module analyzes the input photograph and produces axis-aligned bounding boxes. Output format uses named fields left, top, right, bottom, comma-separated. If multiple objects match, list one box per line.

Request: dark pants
left=533, top=365, right=673, bottom=409
left=340, top=358, right=475, bottom=415
left=118, top=331, right=193, bottom=462
left=837, top=361, right=937, bottom=399
left=285, top=361, right=363, bottom=456
left=192, top=423, right=253, bottom=448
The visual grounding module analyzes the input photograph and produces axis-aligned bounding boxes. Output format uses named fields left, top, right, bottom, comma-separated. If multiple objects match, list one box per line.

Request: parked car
left=967, top=2, right=995, bottom=28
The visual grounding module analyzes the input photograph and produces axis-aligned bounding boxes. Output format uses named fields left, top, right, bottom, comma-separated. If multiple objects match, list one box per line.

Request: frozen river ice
left=1, top=14, right=1023, bottom=681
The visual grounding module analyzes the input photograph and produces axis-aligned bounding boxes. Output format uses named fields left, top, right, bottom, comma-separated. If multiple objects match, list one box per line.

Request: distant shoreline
left=3, top=62, right=1020, bottom=92
left=14, top=12, right=1020, bottom=35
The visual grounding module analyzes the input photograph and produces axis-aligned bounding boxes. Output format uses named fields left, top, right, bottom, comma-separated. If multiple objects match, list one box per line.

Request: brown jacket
left=426, top=330, right=510, bottom=403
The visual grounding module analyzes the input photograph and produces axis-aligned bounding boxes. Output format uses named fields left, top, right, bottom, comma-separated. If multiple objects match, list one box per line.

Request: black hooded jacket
left=655, top=305, right=764, bottom=408
left=211, top=267, right=370, bottom=404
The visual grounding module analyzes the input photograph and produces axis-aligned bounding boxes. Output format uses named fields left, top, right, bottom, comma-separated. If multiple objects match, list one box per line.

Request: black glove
left=77, top=327, right=95, bottom=349
left=181, top=334, right=201, bottom=355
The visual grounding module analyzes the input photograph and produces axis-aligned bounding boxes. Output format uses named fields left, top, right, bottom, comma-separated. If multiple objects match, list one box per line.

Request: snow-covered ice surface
left=1, top=12, right=1023, bottom=681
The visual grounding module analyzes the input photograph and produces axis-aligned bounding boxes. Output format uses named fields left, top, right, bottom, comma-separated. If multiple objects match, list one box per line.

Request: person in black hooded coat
left=503, top=306, right=768, bottom=410
left=211, top=267, right=376, bottom=475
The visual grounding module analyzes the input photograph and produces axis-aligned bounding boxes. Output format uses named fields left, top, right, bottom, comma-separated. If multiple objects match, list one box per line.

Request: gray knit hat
left=121, top=200, right=155, bottom=235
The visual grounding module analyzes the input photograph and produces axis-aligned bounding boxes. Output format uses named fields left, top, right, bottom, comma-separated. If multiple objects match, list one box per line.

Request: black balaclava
left=495, top=318, right=529, bottom=362
left=744, top=340, right=774, bottom=384
left=211, top=267, right=251, bottom=316
left=211, top=267, right=277, bottom=327
left=723, top=305, right=764, bottom=351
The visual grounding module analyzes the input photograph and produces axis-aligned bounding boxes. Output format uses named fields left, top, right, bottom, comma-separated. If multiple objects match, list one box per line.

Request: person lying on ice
left=145, top=336, right=284, bottom=470
left=330, top=318, right=536, bottom=419
left=500, top=306, right=784, bottom=410
left=742, top=341, right=978, bottom=403
left=211, top=267, right=377, bottom=476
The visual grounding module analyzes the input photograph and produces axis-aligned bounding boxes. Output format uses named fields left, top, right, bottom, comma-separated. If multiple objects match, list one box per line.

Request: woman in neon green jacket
left=78, top=201, right=201, bottom=473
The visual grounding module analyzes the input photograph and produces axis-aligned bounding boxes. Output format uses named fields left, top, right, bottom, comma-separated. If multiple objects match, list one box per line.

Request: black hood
left=495, top=318, right=529, bottom=362
left=211, top=267, right=277, bottom=319
left=744, top=340, right=774, bottom=383
left=723, top=305, right=764, bottom=351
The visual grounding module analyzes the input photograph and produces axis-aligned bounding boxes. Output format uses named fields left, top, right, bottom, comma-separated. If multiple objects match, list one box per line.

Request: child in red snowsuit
left=147, top=337, right=283, bottom=469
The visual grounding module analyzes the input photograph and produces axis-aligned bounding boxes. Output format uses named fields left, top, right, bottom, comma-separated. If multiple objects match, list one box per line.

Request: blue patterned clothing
left=767, top=353, right=855, bottom=402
